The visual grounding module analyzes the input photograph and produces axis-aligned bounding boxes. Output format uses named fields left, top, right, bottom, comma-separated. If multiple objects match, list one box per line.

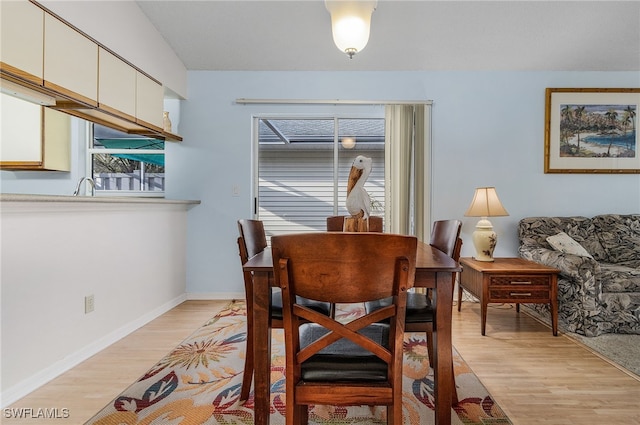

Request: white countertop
left=0, top=193, right=201, bottom=205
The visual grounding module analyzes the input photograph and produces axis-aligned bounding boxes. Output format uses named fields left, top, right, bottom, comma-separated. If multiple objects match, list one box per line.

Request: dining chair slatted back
left=271, top=232, right=417, bottom=425
left=326, top=215, right=384, bottom=232
left=237, top=219, right=333, bottom=402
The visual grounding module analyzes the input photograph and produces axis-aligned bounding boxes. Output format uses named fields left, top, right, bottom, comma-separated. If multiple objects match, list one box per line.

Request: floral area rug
left=86, top=300, right=511, bottom=425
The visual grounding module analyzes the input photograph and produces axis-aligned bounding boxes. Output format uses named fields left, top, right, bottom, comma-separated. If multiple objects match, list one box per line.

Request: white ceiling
left=135, top=0, right=640, bottom=72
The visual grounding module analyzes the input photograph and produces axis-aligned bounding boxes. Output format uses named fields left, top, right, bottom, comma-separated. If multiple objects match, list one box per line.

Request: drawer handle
left=511, top=281, right=532, bottom=285
left=510, top=292, right=532, bottom=297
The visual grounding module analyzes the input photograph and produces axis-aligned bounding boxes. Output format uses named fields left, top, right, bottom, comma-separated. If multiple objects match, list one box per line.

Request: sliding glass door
left=255, top=117, right=385, bottom=237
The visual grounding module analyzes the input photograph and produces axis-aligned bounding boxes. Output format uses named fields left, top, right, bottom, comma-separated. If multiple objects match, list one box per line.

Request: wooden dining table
left=242, top=240, right=461, bottom=425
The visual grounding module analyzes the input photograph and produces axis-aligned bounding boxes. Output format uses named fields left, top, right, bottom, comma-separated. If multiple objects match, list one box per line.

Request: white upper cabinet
left=0, top=92, right=71, bottom=171
left=0, top=3, right=180, bottom=142
left=99, top=48, right=136, bottom=120
left=0, top=0, right=44, bottom=85
left=136, top=72, right=164, bottom=131
left=0, top=93, right=42, bottom=163
left=44, top=13, right=98, bottom=106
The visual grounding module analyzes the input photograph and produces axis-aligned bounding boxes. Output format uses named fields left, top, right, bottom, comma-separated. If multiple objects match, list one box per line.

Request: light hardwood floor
left=4, top=299, right=640, bottom=424
left=452, top=300, right=640, bottom=425
left=2, top=300, right=230, bottom=424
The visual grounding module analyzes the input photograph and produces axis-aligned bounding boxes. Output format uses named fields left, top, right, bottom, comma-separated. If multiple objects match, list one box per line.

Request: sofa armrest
left=519, top=245, right=606, bottom=335
left=518, top=246, right=600, bottom=284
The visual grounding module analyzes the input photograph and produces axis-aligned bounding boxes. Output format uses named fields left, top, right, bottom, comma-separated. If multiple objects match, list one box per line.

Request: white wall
left=4, top=70, right=638, bottom=298
left=0, top=200, right=190, bottom=406
left=169, top=70, right=640, bottom=296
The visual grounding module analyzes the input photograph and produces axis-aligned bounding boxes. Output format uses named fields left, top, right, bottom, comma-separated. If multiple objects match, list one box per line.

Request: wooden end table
left=457, top=257, right=559, bottom=336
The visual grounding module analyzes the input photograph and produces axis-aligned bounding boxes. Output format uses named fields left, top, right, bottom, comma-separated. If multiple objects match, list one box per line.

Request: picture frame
left=544, top=88, right=640, bottom=173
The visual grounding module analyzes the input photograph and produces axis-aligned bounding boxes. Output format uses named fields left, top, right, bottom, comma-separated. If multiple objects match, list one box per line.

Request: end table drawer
left=490, top=276, right=550, bottom=287
left=489, top=289, right=550, bottom=300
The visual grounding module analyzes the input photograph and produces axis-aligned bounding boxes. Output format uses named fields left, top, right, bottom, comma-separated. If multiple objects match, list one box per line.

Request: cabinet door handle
left=510, top=292, right=532, bottom=297
left=511, top=281, right=532, bottom=285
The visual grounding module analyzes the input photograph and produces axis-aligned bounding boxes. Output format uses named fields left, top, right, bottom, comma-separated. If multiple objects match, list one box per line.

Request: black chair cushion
left=298, top=323, right=389, bottom=382
left=365, top=292, right=434, bottom=323
left=270, top=289, right=331, bottom=321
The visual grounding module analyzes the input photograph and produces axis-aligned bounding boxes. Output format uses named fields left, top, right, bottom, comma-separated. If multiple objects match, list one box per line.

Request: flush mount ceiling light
left=325, top=0, right=377, bottom=59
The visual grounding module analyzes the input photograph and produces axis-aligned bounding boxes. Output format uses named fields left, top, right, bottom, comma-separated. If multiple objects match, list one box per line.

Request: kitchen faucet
left=73, top=177, right=95, bottom=196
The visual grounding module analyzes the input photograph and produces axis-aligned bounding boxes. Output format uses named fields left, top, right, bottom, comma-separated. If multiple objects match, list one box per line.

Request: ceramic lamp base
left=472, top=217, right=497, bottom=262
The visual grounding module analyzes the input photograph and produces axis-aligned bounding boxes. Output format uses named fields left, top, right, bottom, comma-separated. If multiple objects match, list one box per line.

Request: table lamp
left=464, top=187, right=509, bottom=262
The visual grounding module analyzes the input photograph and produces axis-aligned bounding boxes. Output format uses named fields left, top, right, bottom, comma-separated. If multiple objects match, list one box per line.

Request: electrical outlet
left=85, top=295, right=95, bottom=314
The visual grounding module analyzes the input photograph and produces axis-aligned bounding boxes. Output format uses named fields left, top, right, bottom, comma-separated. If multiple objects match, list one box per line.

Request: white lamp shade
left=325, top=1, right=377, bottom=56
left=464, top=187, right=509, bottom=218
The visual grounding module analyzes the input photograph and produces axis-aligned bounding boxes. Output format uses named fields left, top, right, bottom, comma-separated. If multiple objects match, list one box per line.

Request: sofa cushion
left=599, top=263, right=640, bottom=293
left=592, top=214, right=640, bottom=267
left=546, top=232, right=593, bottom=258
left=518, top=216, right=607, bottom=260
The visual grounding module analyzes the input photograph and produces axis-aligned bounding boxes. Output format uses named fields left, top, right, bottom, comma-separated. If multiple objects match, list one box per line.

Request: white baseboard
left=0, top=294, right=187, bottom=408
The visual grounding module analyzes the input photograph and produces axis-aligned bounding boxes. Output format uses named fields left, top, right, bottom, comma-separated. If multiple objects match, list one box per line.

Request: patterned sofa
left=518, top=214, right=640, bottom=336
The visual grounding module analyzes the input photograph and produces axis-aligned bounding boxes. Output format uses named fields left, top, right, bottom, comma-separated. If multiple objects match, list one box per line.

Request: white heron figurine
left=346, top=155, right=372, bottom=223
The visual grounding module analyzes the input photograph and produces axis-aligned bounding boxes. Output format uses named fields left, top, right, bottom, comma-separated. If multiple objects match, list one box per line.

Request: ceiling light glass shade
left=325, top=1, right=377, bottom=58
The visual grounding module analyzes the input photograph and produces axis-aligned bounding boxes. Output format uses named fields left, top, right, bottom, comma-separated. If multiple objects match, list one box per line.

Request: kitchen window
left=87, top=124, right=165, bottom=195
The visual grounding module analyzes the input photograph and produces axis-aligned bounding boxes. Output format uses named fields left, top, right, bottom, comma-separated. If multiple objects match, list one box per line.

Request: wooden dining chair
left=326, top=215, right=383, bottom=232
left=365, top=219, right=462, bottom=405
left=422, top=220, right=463, bottom=366
left=272, top=232, right=417, bottom=425
left=236, top=219, right=332, bottom=402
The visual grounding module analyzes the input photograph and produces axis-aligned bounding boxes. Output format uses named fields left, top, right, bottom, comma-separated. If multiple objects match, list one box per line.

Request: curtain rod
left=235, top=98, right=433, bottom=105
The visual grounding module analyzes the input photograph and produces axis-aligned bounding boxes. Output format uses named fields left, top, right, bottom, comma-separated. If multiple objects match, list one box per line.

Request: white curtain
left=384, top=103, right=431, bottom=241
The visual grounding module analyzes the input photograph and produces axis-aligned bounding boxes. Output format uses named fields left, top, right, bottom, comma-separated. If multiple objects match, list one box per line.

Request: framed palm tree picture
left=544, top=88, right=640, bottom=173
